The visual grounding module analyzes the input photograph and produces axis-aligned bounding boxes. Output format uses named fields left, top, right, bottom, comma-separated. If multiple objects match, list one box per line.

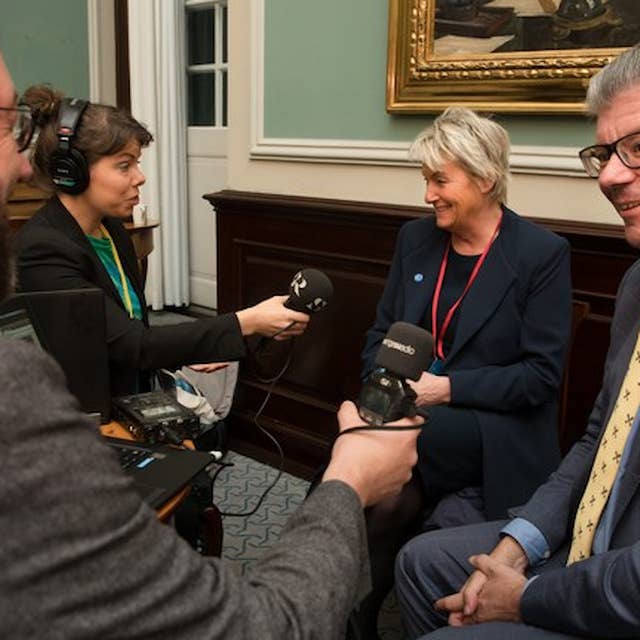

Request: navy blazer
left=519, top=259, right=640, bottom=637
left=362, top=206, right=572, bottom=517
left=16, top=196, right=246, bottom=396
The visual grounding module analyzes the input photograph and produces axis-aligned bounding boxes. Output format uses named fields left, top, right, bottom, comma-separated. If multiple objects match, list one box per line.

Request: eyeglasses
left=579, top=130, right=640, bottom=178
left=0, top=104, right=35, bottom=152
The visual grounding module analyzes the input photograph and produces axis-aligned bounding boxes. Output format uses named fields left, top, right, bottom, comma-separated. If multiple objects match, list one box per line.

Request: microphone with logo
left=252, top=268, right=333, bottom=365
left=357, top=322, right=433, bottom=426
left=283, top=268, right=333, bottom=315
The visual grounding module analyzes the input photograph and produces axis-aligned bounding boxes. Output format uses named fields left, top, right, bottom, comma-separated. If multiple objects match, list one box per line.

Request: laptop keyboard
left=113, top=445, right=155, bottom=470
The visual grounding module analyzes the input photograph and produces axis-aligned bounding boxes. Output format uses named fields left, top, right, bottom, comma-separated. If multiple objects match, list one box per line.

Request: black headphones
left=49, top=97, right=90, bottom=195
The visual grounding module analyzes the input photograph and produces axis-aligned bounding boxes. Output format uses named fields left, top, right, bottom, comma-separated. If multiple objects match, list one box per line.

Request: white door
left=185, top=0, right=228, bottom=309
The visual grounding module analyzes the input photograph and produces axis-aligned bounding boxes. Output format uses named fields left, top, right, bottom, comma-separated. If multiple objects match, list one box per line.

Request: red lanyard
left=431, top=211, right=503, bottom=360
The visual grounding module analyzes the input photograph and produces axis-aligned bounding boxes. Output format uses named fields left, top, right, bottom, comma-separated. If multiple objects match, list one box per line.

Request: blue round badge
left=414, top=273, right=424, bottom=283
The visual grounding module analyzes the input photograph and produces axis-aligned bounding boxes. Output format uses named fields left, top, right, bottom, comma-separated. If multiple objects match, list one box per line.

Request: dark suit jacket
left=519, top=259, right=640, bottom=638
left=16, top=196, right=246, bottom=396
left=362, top=206, right=572, bottom=517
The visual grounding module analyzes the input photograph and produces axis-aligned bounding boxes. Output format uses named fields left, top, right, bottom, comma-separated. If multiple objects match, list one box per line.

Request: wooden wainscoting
left=205, top=190, right=636, bottom=479
left=6, top=183, right=50, bottom=232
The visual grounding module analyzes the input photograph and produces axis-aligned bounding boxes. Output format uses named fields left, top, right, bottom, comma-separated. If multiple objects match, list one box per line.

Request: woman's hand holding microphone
left=236, top=295, right=310, bottom=340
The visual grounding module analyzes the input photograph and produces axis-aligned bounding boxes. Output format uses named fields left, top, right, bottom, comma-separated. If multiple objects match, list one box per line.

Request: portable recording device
left=358, top=322, right=433, bottom=426
left=112, top=391, right=201, bottom=445
left=49, top=97, right=90, bottom=195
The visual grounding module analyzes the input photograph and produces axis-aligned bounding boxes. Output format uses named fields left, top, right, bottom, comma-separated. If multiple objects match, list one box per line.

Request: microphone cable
left=217, top=339, right=293, bottom=517
left=334, top=406, right=429, bottom=440
left=335, top=423, right=424, bottom=439
left=247, top=322, right=296, bottom=384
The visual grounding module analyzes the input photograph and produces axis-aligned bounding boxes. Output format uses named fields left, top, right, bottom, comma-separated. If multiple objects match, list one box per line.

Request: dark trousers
left=395, top=521, right=581, bottom=640
left=350, top=405, right=484, bottom=639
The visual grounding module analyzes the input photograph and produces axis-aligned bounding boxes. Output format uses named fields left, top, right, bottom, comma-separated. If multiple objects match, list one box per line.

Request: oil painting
left=387, top=0, right=636, bottom=113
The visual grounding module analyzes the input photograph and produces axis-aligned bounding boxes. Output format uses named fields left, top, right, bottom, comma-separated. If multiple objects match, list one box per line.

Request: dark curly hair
left=21, top=85, right=153, bottom=193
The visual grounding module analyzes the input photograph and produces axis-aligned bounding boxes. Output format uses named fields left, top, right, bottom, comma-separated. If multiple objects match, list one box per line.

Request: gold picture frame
left=386, top=0, right=631, bottom=114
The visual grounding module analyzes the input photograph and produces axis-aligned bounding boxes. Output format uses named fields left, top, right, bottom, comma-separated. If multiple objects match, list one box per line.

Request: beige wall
left=228, top=2, right=617, bottom=227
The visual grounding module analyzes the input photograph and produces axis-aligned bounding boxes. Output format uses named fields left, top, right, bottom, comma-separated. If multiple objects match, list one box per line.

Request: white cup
left=132, top=204, right=148, bottom=226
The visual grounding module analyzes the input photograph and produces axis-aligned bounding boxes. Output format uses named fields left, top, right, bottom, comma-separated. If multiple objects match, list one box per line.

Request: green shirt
left=87, top=235, right=143, bottom=320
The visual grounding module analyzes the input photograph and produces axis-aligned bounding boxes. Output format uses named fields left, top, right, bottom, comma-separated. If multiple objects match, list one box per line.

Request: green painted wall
left=1, top=0, right=89, bottom=99
left=264, top=0, right=595, bottom=147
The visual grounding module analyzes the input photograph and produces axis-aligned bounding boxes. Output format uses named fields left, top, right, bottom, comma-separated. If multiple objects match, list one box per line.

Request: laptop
left=104, top=436, right=214, bottom=508
left=0, top=288, right=111, bottom=423
left=0, top=303, right=42, bottom=345
left=0, top=290, right=214, bottom=508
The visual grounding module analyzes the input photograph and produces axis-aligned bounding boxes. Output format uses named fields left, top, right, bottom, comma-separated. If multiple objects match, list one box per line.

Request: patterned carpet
left=149, top=311, right=405, bottom=637
left=212, top=450, right=406, bottom=639
left=212, top=451, right=309, bottom=573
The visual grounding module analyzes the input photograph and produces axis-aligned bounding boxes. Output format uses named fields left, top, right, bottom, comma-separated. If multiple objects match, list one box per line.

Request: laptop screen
left=0, top=306, right=41, bottom=345
left=0, top=289, right=111, bottom=423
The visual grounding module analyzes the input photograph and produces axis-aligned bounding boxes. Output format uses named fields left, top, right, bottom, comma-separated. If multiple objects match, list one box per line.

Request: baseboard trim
left=189, top=274, right=217, bottom=310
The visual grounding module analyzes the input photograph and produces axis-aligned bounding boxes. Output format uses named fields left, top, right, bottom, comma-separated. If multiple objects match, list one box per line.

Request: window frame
left=185, top=0, right=228, bottom=127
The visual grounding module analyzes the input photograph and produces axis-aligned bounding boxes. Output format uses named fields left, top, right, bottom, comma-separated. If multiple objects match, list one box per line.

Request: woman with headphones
left=16, top=86, right=309, bottom=397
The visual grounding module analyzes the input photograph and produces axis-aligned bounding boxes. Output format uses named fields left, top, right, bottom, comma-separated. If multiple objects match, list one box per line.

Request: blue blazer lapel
left=446, top=228, right=516, bottom=363
left=402, top=231, right=448, bottom=327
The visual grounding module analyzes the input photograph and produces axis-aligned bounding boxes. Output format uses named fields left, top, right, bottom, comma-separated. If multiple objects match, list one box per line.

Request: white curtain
left=128, top=0, right=189, bottom=309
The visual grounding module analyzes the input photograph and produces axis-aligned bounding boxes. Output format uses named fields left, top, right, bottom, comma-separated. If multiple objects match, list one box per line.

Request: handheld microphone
left=251, top=268, right=333, bottom=367
left=284, top=268, right=333, bottom=314
left=358, top=322, right=433, bottom=426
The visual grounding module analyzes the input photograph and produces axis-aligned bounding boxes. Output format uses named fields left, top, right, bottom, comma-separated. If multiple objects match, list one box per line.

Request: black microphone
left=358, top=322, right=433, bottom=426
left=253, top=268, right=333, bottom=354
left=284, top=268, right=333, bottom=314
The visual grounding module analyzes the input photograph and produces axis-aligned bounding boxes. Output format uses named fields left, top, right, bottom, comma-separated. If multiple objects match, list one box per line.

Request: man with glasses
left=0, top=75, right=32, bottom=205
left=0, top=50, right=423, bottom=639
left=579, top=131, right=640, bottom=180
left=0, top=56, right=32, bottom=300
left=395, top=43, right=640, bottom=640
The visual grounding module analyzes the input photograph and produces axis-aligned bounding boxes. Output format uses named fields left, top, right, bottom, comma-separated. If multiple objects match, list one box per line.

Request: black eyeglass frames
left=0, top=105, right=34, bottom=152
left=579, top=130, right=640, bottom=178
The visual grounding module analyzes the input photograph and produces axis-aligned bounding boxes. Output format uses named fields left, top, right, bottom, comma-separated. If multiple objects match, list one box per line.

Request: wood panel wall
left=6, top=183, right=49, bottom=232
left=205, top=190, right=636, bottom=479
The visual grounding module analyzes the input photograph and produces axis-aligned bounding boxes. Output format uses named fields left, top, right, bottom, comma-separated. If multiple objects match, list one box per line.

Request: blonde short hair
left=409, top=107, right=510, bottom=203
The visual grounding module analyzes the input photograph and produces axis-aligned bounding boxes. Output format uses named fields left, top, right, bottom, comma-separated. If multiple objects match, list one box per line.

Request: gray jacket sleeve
left=0, top=340, right=368, bottom=640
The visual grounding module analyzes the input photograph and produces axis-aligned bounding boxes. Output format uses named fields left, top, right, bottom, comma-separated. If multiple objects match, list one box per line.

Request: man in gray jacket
left=0, top=51, right=421, bottom=639
left=395, top=43, right=640, bottom=640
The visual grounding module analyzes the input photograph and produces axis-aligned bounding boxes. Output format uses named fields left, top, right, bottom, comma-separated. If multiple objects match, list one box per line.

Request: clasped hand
left=435, top=550, right=527, bottom=627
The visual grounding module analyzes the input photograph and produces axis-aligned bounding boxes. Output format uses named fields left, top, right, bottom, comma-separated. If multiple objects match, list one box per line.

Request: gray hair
left=409, top=107, right=510, bottom=203
left=586, top=43, right=640, bottom=116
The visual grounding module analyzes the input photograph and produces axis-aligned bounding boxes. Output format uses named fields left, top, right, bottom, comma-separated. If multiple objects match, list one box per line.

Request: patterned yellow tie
left=567, top=330, right=640, bottom=565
